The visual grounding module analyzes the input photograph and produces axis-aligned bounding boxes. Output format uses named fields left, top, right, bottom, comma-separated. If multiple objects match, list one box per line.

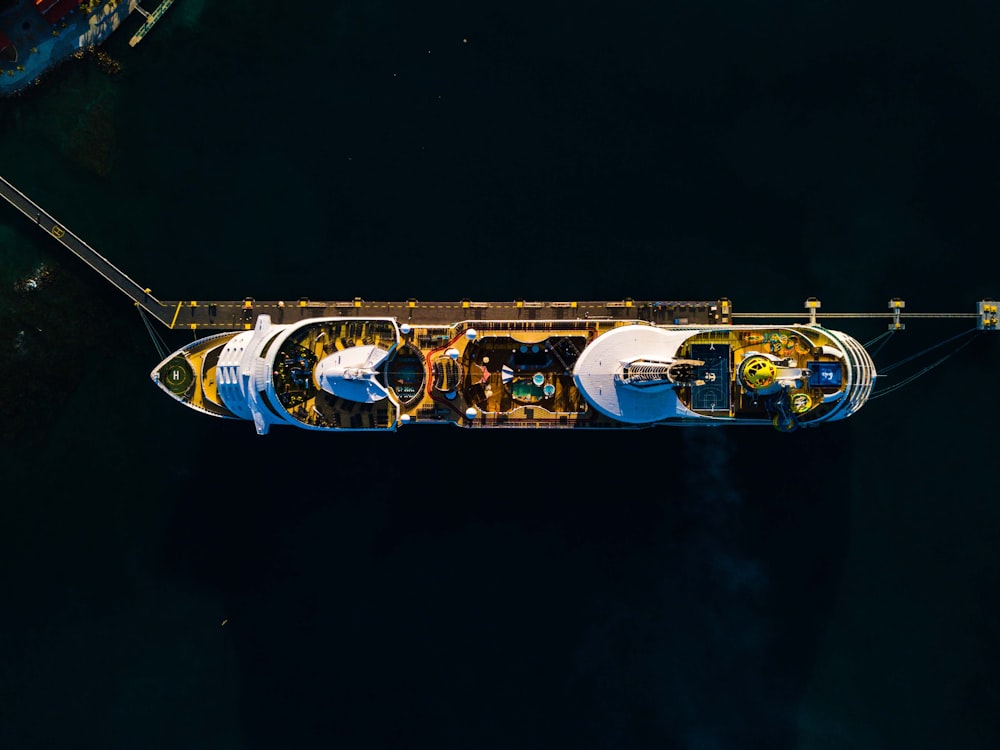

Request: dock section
left=129, top=0, right=174, bottom=47
left=0, top=175, right=730, bottom=330
left=0, top=173, right=156, bottom=310
left=157, top=297, right=732, bottom=331
left=1, top=174, right=992, bottom=334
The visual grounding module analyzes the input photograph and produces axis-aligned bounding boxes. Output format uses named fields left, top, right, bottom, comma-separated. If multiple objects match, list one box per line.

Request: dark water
left=1, top=2, right=998, bottom=748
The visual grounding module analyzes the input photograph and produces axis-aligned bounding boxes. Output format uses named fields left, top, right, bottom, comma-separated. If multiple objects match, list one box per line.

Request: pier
left=129, top=0, right=175, bottom=47
left=1, top=174, right=995, bottom=332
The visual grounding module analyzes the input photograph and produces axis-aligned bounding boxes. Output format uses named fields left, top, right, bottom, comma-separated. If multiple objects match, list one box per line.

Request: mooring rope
left=863, top=330, right=894, bottom=358
left=871, top=330, right=979, bottom=400
left=878, top=328, right=978, bottom=374
left=137, top=304, right=170, bottom=360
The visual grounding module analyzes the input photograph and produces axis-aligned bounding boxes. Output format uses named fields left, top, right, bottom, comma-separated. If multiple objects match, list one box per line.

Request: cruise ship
left=150, top=306, right=877, bottom=434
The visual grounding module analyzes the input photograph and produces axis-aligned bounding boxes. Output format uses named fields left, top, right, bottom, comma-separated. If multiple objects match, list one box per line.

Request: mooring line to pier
left=871, top=332, right=979, bottom=400
left=137, top=305, right=170, bottom=360
left=877, top=328, right=979, bottom=375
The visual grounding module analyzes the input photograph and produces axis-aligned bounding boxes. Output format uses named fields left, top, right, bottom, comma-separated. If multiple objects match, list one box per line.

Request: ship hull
left=151, top=314, right=876, bottom=435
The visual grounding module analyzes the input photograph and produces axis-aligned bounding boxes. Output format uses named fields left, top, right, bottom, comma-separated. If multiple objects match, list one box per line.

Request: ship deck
left=227, top=314, right=849, bottom=432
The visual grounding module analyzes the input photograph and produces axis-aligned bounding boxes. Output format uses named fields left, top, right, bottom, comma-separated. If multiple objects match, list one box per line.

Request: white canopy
left=572, top=325, right=702, bottom=424
left=314, top=345, right=390, bottom=403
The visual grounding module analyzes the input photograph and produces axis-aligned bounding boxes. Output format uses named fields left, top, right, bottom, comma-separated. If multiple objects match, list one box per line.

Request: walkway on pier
left=129, top=0, right=175, bottom=47
left=0, top=175, right=730, bottom=331
left=0, top=174, right=170, bottom=321
left=1, top=173, right=994, bottom=333
left=159, top=297, right=730, bottom=331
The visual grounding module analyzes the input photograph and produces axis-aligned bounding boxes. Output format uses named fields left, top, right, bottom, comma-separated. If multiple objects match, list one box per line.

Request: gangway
left=129, top=0, right=174, bottom=47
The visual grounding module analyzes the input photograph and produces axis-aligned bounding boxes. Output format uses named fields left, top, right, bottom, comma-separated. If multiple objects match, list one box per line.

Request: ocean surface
left=1, top=2, right=998, bottom=748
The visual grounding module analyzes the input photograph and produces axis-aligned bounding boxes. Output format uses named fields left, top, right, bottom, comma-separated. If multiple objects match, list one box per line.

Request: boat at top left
left=0, top=0, right=136, bottom=97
